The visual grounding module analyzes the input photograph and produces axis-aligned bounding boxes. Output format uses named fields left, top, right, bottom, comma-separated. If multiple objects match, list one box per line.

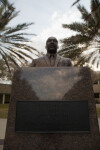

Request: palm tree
left=0, top=0, right=8, bottom=5
left=59, top=0, right=100, bottom=68
left=72, top=0, right=80, bottom=6
left=0, top=2, right=38, bottom=73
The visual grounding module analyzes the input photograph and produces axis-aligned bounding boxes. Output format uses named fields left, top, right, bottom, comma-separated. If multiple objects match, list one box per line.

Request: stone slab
left=3, top=67, right=100, bottom=150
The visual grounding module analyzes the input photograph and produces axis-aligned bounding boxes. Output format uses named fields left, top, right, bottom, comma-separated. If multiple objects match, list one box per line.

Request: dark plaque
left=15, top=101, right=90, bottom=133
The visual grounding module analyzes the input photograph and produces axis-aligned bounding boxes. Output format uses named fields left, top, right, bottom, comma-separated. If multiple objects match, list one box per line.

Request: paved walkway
left=0, top=119, right=7, bottom=139
left=0, top=145, right=3, bottom=150
left=0, top=119, right=6, bottom=150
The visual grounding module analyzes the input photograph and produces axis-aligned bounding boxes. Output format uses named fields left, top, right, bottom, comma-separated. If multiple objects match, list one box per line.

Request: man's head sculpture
left=45, top=37, right=59, bottom=54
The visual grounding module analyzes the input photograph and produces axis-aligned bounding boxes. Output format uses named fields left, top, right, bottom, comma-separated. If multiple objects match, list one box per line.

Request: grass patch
left=0, top=104, right=9, bottom=118
left=96, top=107, right=100, bottom=118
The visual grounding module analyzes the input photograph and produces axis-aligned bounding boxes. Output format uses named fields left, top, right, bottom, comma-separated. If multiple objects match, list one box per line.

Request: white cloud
left=51, top=11, right=58, bottom=21
left=31, top=10, right=81, bottom=55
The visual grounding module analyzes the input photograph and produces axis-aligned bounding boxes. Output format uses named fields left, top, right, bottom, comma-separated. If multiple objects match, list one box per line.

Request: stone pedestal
left=3, top=67, right=100, bottom=150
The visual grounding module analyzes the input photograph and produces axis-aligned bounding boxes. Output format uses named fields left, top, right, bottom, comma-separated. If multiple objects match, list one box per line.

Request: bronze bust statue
left=30, top=37, right=72, bottom=67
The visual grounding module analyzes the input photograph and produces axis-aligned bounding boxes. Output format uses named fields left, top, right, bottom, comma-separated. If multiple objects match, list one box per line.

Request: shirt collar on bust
left=46, top=53, right=57, bottom=58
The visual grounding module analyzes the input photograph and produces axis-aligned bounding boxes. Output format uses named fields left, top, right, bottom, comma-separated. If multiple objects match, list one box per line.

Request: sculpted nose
left=51, top=40, right=54, bottom=43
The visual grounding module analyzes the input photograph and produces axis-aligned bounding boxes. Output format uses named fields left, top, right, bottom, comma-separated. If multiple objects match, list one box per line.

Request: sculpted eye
left=54, top=40, right=57, bottom=43
left=47, top=40, right=51, bottom=43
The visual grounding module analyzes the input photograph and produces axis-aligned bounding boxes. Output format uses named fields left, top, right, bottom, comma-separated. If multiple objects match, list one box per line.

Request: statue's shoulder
left=30, top=55, right=45, bottom=67
left=57, top=54, right=71, bottom=61
left=36, top=55, right=46, bottom=60
left=57, top=54, right=72, bottom=66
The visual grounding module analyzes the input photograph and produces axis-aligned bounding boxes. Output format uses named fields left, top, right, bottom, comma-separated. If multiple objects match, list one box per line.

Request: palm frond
left=0, top=0, right=8, bottom=6
left=0, top=48, right=11, bottom=72
left=0, top=2, right=38, bottom=75
left=63, top=22, right=89, bottom=34
left=78, top=4, right=97, bottom=28
left=5, top=23, right=33, bottom=34
left=91, top=0, right=100, bottom=24
left=61, top=0, right=100, bottom=68
left=72, top=0, right=80, bottom=6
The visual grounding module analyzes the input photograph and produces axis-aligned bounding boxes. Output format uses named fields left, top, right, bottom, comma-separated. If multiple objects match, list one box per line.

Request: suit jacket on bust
left=30, top=54, right=72, bottom=67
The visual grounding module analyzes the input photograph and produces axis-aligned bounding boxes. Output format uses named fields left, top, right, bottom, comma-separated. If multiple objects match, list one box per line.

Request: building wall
left=0, top=84, right=11, bottom=104
left=93, top=83, right=100, bottom=103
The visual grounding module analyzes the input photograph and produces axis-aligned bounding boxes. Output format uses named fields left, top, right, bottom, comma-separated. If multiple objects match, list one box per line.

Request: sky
left=9, top=0, right=91, bottom=51
left=8, top=0, right=100, bottom=71
left=9, top=0, right=91, bottom=33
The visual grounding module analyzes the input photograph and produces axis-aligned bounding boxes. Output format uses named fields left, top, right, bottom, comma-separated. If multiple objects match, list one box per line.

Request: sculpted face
left=46, top=37, right=58, bottom=54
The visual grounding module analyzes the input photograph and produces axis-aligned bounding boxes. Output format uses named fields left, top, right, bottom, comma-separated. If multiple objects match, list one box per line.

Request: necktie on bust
left=50, top=54, right=55, bottom=66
